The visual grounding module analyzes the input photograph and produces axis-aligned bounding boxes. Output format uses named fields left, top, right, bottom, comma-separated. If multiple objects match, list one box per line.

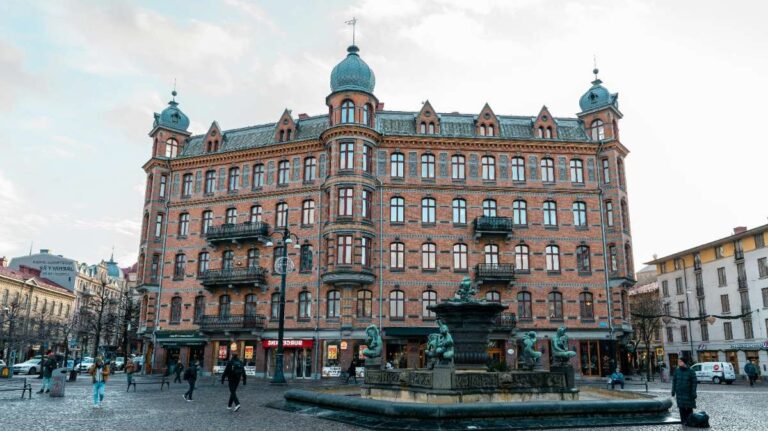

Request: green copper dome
left=153, top=90, right=190, bottom=132
left=330, top=45, right=376, bottom=94
left=579, top=69, right=618, bottom=112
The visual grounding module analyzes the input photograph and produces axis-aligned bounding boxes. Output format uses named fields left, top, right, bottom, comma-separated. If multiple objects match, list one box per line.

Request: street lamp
left=265, top=227, right=301, bottom=385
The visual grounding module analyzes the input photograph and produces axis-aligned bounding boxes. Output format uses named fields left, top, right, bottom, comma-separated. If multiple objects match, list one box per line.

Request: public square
left=2, top=375, right=768, bottom=430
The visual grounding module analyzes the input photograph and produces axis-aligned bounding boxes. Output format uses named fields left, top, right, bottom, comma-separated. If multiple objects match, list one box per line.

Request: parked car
left=691, top=362, right=736, bottom=384
left=113, top=357, right=125, bottom=371
left=13, top=358, right=42, bottom=375
left=0, top=360, right=6, bottom=367
left=63, top=359, right=76, bottom=372
left=78, top=357, right=94, bottom=373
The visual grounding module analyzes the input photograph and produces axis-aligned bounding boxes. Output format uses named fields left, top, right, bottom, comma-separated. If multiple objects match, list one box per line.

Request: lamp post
left=266, top=227, right=301, bottom=385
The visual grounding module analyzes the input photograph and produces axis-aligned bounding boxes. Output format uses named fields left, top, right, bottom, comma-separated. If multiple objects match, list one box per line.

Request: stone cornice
left=380, top=136, right=600, bottom=154
left=169, top=140, right=325, bottom=170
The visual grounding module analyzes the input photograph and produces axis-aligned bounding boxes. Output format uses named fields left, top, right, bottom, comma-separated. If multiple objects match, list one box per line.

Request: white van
left=690, top=362, right=736, bottom=384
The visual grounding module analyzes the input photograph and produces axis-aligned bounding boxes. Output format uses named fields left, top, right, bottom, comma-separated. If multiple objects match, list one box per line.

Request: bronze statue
left=362, top=324, right=382, bottom=358
left=521, top=331, right=542, bottom=370
left=552, top=326, right=577, bottom=365
left=450, top=276, right=478, bottom=302
left=426, top=319, right=454, bottom=367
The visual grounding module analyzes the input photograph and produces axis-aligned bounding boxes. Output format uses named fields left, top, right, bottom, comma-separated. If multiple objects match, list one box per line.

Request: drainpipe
left=378, top=179, right=384, bottom=330
left=313, top=183, right=323, bottom=379
left=151, top=160, right=172, bottom=373
left=595, top=141, right=616, bottom=360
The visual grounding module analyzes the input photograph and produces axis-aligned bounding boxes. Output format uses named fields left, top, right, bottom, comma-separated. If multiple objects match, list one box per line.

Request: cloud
left=0, top=39, right=37, bottom=111
left=223, top=0, right=283, bottom=34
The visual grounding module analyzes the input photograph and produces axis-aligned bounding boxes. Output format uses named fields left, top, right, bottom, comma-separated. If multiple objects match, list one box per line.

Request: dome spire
left=592, top=55, right=602, bottom=85
left=345, top=17, right=358, bottom=46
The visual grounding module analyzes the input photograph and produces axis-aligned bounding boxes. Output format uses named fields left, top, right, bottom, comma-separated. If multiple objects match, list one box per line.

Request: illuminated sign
left=261, top=339, right=314, bottom=349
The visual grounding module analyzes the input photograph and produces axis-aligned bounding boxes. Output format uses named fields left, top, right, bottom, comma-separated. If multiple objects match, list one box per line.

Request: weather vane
left=345, top=17, right=357, bottom=45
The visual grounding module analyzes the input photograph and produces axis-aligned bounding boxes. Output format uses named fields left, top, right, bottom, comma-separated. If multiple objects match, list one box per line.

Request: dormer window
left=479, top=125, right=486, bottom=136
left=341, top=100, right=355, bottom=124
left=286, top=129, right=292, bottom=140
left=487, top=124, right=494, bottom=137
left=545, top=127, right=552, bottom=139
left=420, top=122, right=427, bottom=134
left=165, top=138, right=179, bottom=158
left=279, top=130, right=285, bottom=142
left=591, top=119, right=605, bottom=141
left=428, top=123, right=435, bottom=134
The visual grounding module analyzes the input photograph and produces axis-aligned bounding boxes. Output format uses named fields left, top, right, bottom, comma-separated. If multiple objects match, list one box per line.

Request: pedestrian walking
left=221, top=354, right=246, bottom=412
left=88, top=357, right=110, bottom=408
left=38, top=351, right=56, bottom=394
left=183, top=360, right=198, bottom=402
left=744, top=360, right=760, bottom=386
left=671, top=359, right=698, bottom=424
left=173, top=359, right=184, bottom=383
left=345, top=360, right=357, bottom=384
left=125, top=358, right=135, bottom=390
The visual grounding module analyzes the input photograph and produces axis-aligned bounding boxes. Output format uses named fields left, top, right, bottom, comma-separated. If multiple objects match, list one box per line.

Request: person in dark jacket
left=173, top=359, right=184, bottom=383
left=38, top=351, right=56, bottom=394
left=183, top=360, right=198, bottom=401
left=671, top=359, right=698, bottom=423
left=345, top=360, right=357, bottom=384
left=744, top=360, right=759, bottom=386
left=221, top=354, right=246, bottom=412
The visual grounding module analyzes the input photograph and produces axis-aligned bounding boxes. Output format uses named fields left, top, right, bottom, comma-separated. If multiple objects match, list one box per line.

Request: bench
left=606, top=380, right=648, bottom=392
left=0, top=378, right=33, bottom=399
left=127, top=375, right=170, bottom=392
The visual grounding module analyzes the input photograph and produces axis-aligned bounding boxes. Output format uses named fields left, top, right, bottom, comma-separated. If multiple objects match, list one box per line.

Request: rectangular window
left=724, top=322, right=733, bottom=340
left=481, top=156, right=495, bottom=180
left=361, top=237, right=372, bottom=268
left=204, top=171, right=215, bottom=194
left=717, top=267, right=727, bottom=286
left=609, top=245, right=618, bottom=272
left=159, top=175, right=167, bottom=198
left=337, top=235, right=353, bottom=265
left=721, top=294, right=730, bottom=313
left=680, top=326, right=688, bottom=343
left=744, top=319, right=754, bottom=339
left=661, top=280, right=669, bottom=297
left=362, top=145, right=372, bottom=173
left=253, top=164, right=264, bottom=188
left=228, top=167, right=240, bottom=191
left=700, top=322, right=709, bottom=341
left=150, top=254, right=160, bottom=283
left=154, top=213, right=163, bottom=238
left=303, top=158, right=316, bottom=182
left=278, top=161, right=290, bottom=185
left=677, top=301, right=685, bottom=317
left=666, top=327, right=674, bottom=343
left=601, top=158, right=610, bottom=183
left=605, top=201, right=614, bottom=227
left=391, top=153, right=404, bottom=178
left=421, top=154, right=435, bottom=179
left=182, top=174, right=193, bottom=197
left=759, top=257, right=768, bottom=278
left=569, top=159, right=584, bottom=183
left=755, top=233, right=765, bottom=248
left=451, top=155, right=465, bottom=180
left=421, top=198, right=436, bottom=224
left=338, top=188, right=354, bottom=217
left=675, top=277, right=684, bottom=295
left=339, top=142, right=354, bottom=170
left=511, top=157, right=525, bottom=181
left=763, top=288, right=768, bottom=308
left=361, top=190, right=372, bottom=220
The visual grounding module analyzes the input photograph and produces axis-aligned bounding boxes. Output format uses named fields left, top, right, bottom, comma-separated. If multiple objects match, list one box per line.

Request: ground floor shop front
left=663, top=340, right=768, bottom=377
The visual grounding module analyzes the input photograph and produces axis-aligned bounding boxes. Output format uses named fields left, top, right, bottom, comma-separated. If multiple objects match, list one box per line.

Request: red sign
left=262, top=339, right=313, bottom=349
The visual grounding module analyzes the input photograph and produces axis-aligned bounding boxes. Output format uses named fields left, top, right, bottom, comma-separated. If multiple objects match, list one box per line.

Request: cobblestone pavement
left=2, top=375, right=767, bottom=430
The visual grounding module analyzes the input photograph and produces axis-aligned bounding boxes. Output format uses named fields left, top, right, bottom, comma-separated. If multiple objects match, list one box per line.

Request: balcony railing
left=494, top=312, right=517, bottom=330
left=198, top=267, right=268, bottom=289
left=475, top=263, right=516, bottom=283
left=738, top=277, right=748, bottom=290
left=203, top=222, right=270, bottom=244
left=198, top=314, right=266, bottom=332
left=734, top=249, right=744, bottom=261
left=473, top=216, right=514, bottom=240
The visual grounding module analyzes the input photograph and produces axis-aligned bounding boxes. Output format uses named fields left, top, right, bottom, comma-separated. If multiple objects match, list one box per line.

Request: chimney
left=298, top=113, right=309, bottom=120
left=376, top=102, right=385, bottom=111
left=733, top=226, right=747, bottom=235
left=0, top=256, right=6, bottom=267
left=40, top=249, right=49, bottom=254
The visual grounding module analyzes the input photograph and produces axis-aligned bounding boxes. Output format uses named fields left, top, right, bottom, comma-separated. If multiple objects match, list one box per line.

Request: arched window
left=252, top=163, right=265, bottom=188
left=428, top=123, right=435, bottom=134
left=486, top=291, right=501, bottom=302
left=201, top=210, right=213, bottom=234
left=390, top=290, right=405, bottom=319
left=512, top=200, right=527, bottom=225
left=543, top=200, right=557, bottom=226
left=422, top=290, right=437, bottom=318
left=357, top=290, right=372, bottom=318
left=279, top=130, right=285, bottom=142
left=362, top=104, right=371, bottom=126
left=276, top=202, right=288, bottom=227
left=303, top=157, right=317, bottom=182
left=545, top=126, right=552, bottom=139
left=341, top=100, right=355, bottom=124
left=246, top=248, right=259, bottom=268
left=421, top=243, right=437, bottom=269
left=302, top=199, right=315, bottom=225
left=228, top=167, right=240, bottom=191
left=390, top=152, right=404, bottom=178
left=572, top=201, right=587, bottom=227
left=390, top=197, right=404, bottom=223
left=591, top=119, right=605, bottom=141
left=222, top=250, right=234, bottom=271
left=421, top=153, right=435, bottom=179
left=511, top=157, right=525, bottom=181
left=327, top=290, right=341, bottom=318
left=271, top=293, right=280, bottom=319
left=300, top=244, right=313, bottom=272
left=453, top=243, right=468, bottom=270
left=545, top=245, right=560, bottom=272
left=540, top=157, right=555, bottom=182
left=579, top=292, right=594, bottom=319
left=298, top=291, right=312, bottom=319
left=197, top=252, right=209, bottom=275
left=576, top=245, right=591, bottom=273
left=225, top=207, right=237, bottom=224
left=484, top=244, right=499, bottom=265
left=218, top=295, right=230, bottom=318
left=421, top=198, right=436, bottom=224
left=537, top=126, right=544, bottom=138
left=245, top=294, right=257, bottom=317
left=390, top=242, right=405, bottom=269
left=517, top=292, right=532, bottom=319
left=286, top=129, right=292, bottom=140
left=178, top=213, right=189, bottom=237
left=174, top=253, right=186, bottom=279
left=514, top=244, right=529, bottom=271
left=277, top=160, right=290, bottom=185
left=182, top=173, right=193, bottom=197
left=170, top=296, right=182, bottom=324
left=194, top=295, right=205, bottom=322
left=250, top=205, right=262, bottom=223
left=481, top=156, right=496, bottom=180
left=420, top=122, right=427, bottom=134
left=569, top=159, right=584, bottom=183
left=482, top=199, right=497, bottom=217
left=548, top=291, right=563, bottom=319
left=479, top=125, right=486, bottom=136
left=451, top=155, right=466, bottom=180
left=452, top=198, right=467, bottom=224
left=165, top=138, right=179, bottom=157
left=487, top=124, right=495, bottom=137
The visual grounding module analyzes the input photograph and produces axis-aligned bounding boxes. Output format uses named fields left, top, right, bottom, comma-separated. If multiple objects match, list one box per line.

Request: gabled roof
left=0, top=266, right=73, bottom=296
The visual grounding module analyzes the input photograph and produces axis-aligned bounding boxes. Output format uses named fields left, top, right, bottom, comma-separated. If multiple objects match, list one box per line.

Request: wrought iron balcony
left=734, top=249, right=744, bottom=261
left=475, top=263, right=515, bottom=285
left=738, top=277, right=748, bottom=290
left=473, top=216, right=514, bottom=240
left=203, top=222, right=270, bottom=244
left=198, top=314, right=266, bottom=332
left=494, top=312, right=517, bottom=331
left=198, top=267, right=268, bottom=290
left=321, top=265, right=376, bottom=286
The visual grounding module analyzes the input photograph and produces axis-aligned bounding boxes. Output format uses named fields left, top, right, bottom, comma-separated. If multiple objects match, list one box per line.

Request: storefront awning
left=383, top=327, right=439, bottom=337
left=154, top=330, right=207, bottom=347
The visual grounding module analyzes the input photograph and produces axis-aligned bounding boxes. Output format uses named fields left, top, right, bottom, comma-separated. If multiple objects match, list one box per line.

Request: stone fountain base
left=362, top=367, right=577, bottom=404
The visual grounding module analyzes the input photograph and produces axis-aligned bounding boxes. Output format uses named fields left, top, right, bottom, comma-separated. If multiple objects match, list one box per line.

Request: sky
left=0, top=0, right=767, bottom=270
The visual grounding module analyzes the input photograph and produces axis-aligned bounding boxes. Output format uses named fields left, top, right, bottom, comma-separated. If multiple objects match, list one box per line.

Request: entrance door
left=294, top=348, right=312, bottom=379
left=579, top=341, right=601, bottom=376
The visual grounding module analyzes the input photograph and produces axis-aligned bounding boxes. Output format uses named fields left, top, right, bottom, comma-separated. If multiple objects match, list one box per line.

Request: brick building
left=135, top=44, right=635, bottom=379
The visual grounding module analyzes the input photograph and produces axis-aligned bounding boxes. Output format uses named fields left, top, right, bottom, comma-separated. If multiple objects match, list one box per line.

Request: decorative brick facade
left=135, top=45, right=635, bottom=379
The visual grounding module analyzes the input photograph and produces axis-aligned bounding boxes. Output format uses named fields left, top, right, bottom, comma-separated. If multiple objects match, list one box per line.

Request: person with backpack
left=183, top=360, right=198, bottom=402
left=38, top=351, right=56, bottom=394
left=173, top=359, right=184, bottom=383
left=671, top=358, right=698, bottom=424
left=745, top=360, right=760, bottom=386
left=221, top=354, right=246, bottom=412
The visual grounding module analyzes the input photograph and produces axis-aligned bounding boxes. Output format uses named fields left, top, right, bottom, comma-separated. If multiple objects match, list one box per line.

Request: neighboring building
left=647, top=225, right=768, bottom=377
left=0, top=259, right=76, bottom=362
left=135, top=43, right=635, bottom=379
left=628, top=265, right=663, bottom=375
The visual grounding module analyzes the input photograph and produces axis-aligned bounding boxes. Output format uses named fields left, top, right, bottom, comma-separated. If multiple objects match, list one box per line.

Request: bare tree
left=0, top=296, right=27, bottom=360
left=116, top=287, right=140, bottom=359
left=79, top=279, right=119, bottom=357
left=630, top=293, right=663, bottom=381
